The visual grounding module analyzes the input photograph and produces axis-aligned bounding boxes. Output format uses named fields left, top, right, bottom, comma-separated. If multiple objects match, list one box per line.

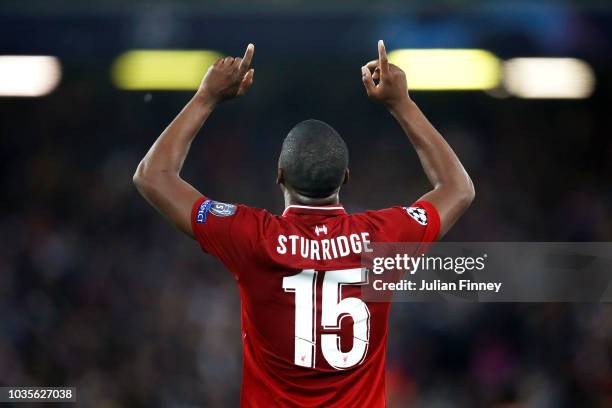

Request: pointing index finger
left=378, top=40, right=389, bottom=73
left=239, top=43, right=255, bottom=73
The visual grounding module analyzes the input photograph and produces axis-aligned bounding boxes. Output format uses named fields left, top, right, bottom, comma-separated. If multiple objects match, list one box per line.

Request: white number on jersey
left=282, top=268, right=370, bottom=370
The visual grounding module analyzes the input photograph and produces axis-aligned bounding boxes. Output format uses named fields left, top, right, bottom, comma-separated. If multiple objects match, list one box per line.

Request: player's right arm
left=133, top=44, right=255, bottom=238
left=361, top=40, right=474, bottom=239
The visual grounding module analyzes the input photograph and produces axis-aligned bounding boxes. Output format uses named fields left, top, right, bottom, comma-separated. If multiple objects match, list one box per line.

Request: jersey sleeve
left=370, top=200, right=441, bottom=243
left=190, top=196, right=267, bottom=274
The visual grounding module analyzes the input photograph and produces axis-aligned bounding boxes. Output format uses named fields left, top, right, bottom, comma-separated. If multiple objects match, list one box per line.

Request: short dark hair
left=279, top=119, right=349, bottom=198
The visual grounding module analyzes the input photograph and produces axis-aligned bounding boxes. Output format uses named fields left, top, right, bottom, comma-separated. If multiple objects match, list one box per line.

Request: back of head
left=279, top=119, right=349, bottom=198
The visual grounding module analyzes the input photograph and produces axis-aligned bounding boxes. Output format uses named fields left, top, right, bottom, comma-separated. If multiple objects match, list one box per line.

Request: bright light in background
left=387, top=49, right=501, bottom=90
left=503, top=58, right=595, bottom=99
left=0, top=56, right=61, bottom=97
left=112, top=50, right=223, bottom=90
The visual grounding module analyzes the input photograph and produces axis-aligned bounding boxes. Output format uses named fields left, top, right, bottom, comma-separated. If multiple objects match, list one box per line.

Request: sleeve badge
left=209, top=201, right=237, bottom=217
left=196, top=200, right=213, bottom=224
left=404, top=206, right=428, bottom=226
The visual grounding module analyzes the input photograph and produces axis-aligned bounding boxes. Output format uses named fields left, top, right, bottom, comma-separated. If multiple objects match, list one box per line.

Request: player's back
left=191, top=199, right=440, bottom=407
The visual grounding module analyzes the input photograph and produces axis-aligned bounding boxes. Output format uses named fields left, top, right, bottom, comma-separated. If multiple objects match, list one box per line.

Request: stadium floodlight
left=503, top=58, right=595, bottom=99
left=387, top=49, right=501, bottom=91
left=0, top=56, right=61, bottom=97
left=112, top=50, right=223, bottom=90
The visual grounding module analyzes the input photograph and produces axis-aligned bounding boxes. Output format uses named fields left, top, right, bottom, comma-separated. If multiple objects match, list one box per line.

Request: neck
left=283, top=188, right=340, bottom=208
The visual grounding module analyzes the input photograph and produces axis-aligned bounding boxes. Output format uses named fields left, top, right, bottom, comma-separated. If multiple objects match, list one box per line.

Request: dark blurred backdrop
left=0, top=1, right=611, bottom=407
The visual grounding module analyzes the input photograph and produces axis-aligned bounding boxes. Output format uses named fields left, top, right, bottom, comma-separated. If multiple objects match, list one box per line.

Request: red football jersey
left=191, top=197, right=440, bottom=407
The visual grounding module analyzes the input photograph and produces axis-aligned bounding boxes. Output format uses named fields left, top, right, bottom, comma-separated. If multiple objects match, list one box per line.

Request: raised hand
left=361, top=40, right=410, bottom=108
left=197, top=43, right=255, bottom=104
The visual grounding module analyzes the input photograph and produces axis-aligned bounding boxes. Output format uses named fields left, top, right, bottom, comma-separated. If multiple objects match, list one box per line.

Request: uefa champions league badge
left=404, top=207, right=428, bottom=225
left=210, top=201, right=237, bottom=217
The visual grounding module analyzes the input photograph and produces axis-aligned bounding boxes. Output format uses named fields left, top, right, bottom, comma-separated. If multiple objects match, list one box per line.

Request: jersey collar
left=282, top=204, right=347, bottom=217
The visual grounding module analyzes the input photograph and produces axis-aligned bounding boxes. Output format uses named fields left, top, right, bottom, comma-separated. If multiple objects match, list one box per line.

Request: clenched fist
left=197, top=43, right=255, bottom=105
left=361, top=40, right=411, bottom=109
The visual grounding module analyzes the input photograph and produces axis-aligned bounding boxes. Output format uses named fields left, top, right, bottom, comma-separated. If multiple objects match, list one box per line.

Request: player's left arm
left=133, top=44, right=255, bottom=237
left=361, top=41, right=474, bottom=239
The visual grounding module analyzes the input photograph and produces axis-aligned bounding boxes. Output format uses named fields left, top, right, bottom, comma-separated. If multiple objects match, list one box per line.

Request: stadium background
left=1, top=1, right=611, bottom=406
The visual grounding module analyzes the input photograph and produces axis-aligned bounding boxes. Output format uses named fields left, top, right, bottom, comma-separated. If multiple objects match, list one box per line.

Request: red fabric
left=191, top=197, right=440, bottom=407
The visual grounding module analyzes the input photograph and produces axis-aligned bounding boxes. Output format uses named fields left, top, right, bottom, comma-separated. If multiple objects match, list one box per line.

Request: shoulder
left=230, top=202, right=281, bottom=232
left=351, top=203, right=437, bottom=225
left=350, top=206, right=408, bottom=223
left=347, top=202, right=440, bottom=242
left=192, top=198, right=277, bottom=238
left=226, top=202, right=275, bottom=225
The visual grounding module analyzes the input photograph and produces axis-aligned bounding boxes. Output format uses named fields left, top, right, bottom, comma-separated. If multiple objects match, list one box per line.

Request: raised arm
left=361, top=40, right=474, bottom=239
left=133, top=44, right=255, bottom=237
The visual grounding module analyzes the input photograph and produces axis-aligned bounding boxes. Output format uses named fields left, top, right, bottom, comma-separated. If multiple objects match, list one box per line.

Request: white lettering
left=311, top=240, right=320, bottom=260
left=277, top=235, right=287, bottom=254
left=289, top=235, right=299, bottom=254
left=275, top=233, right=374, bottom=261
left=321, top=240, right=331, bottom=260
left=349, top=234, right=362, bottom=253
left=337, top=236, right=350, bottom=257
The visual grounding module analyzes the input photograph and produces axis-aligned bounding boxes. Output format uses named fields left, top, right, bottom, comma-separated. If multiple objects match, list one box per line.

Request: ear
left=276, top=168, right=283, bottom=185
left=343, top=169, right=350, bottom=185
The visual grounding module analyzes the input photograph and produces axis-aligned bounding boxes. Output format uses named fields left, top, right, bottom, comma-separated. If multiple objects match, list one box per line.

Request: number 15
left=282, top=268, right=370, bottom=370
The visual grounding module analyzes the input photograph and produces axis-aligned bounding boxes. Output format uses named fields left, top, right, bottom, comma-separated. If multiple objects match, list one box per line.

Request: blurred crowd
left=1, top=14, right=612, bottom=407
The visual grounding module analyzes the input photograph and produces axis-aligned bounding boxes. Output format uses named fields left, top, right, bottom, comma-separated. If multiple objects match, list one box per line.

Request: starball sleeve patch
left=403, top=206, right=428, bottom=226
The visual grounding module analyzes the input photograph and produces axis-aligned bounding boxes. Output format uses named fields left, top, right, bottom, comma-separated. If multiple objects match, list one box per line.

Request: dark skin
left=134, top=41, right=474, bottom=240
